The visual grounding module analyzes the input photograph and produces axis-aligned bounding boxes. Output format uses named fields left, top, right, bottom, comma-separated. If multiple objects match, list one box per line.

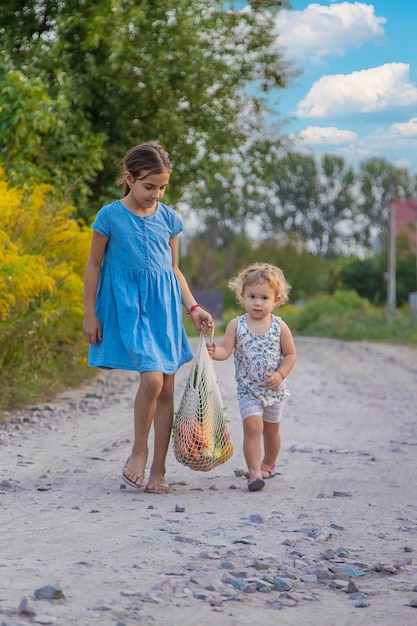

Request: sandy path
left=1, top=337, right=416, bottom=625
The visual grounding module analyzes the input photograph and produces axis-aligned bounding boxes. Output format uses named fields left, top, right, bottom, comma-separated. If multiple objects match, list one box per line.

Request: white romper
left=233, top=313, right=290, bottom=409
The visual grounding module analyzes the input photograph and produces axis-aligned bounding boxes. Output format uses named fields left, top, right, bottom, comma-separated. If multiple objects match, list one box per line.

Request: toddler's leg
left=243, top=414, right=264, bottom=479
left=261, top=421, right=281, bottom=478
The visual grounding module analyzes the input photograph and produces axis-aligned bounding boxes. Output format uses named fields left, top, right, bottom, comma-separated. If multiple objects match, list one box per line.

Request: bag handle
left=191, top=325, right=215, bottom=389
left=207, top=324, right=215, bottom=356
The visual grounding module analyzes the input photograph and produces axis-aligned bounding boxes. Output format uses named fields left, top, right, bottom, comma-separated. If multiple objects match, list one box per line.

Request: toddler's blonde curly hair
left=228, top=262, right=291, bottom=308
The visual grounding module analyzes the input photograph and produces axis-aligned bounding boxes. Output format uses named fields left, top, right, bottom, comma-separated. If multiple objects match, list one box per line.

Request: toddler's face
left=242, top=281, right=280, bottom=318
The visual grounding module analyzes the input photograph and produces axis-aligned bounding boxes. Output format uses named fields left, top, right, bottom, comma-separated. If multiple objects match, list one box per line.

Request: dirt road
left=1, top=337, right=416, bottom=625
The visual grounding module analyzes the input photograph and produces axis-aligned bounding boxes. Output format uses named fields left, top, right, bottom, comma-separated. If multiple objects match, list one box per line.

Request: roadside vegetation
left=1, top=2, right=416, bottom=413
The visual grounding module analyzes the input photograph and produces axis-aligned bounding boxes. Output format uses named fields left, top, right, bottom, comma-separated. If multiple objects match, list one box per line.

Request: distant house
left=395, top=200, right=417, bottom=252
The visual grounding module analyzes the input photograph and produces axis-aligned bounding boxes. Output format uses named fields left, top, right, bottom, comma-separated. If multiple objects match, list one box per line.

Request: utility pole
left=387, top=177, right=396, bottom=315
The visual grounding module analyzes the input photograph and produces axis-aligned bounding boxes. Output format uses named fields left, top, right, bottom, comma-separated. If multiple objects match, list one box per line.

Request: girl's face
left=125, top=170, right=170, bottom=212
left=242, top=281, right=280, bottom=318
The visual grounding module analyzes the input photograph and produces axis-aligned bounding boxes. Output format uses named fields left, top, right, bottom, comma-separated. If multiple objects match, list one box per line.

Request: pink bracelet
left=187, top=303, right=201, bottom=314
left=277, top=371, right=285, bottom=381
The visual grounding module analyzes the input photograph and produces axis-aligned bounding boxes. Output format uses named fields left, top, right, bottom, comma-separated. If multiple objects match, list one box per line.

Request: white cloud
left=390, top=117, right=417, bottom=137
left=284, top=114, right=417, bottom=175
left=295, top=63, right=417, bottom=118
left=292, top=125, right=357, bottom=145
left=349, top=124, right=417, bottom=173
left=359, top=119, right=417, bottom=151
left=275, top=1, right=386, bottom=63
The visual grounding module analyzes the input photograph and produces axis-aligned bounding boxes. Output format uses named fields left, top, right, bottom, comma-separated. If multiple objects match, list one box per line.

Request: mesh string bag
left=172, top=331, right=234, bottom=471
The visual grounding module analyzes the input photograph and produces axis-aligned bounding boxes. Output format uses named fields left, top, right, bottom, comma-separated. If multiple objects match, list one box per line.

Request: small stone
left=273, top=577, right=294, bottom=592
left=268, top=600, right=283, bottom=610
left=348, top=592, right=365, bottom=601
left=300, top=574, right=317, bottom=583
left=347, top=580, right=360, bottom=594
left=332, top=490, right=351, bottom=498
left=278, top=592, right=297, bottom=607
left=175, top=504, right=185, bottom=512
left=355, top=599, right=370, bottom=608
left=410, top=599, right=417, bottom=608
left=313, top=569, right=331, bottom=581
left=18, top=596, right=36, bottom=615
left=395, top=557, right=412, bottom=568
left=333, top=579, right=349, bottom=589
left=322, top=549, right=335, bottom=560
left=34, top=584, right=65, bottom=600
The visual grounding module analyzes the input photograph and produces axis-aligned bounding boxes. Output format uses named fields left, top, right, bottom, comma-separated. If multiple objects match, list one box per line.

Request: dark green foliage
left=0, top=1, right=293, bottom=218
left=334, top=254, right=416, bottom=307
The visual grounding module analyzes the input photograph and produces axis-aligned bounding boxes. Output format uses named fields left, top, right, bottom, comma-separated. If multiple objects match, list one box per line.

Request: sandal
left=247, top=476, right=265, bottom=492
left=261, top=464, right=276, bottom=479
left=144, top=480, right=170, bottom=494
left=121, top=459, right=145, bottom=489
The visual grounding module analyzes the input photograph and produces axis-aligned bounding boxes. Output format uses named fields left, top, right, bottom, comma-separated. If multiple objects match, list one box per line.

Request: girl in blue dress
left=83, top=142, right=212, bottom=493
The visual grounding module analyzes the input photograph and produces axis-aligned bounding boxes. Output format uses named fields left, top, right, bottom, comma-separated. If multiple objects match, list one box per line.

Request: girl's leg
left=261, top=421, right=281, bottom=478
left=147, top=373, right=175, bottom=489
left=243, top=414, right=264, bottom=478
left=123, top=371, right=164, bottom=486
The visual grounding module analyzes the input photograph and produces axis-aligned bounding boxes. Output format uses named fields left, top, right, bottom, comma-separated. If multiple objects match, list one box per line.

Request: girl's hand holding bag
left=172, top=330, right=234, bottom=471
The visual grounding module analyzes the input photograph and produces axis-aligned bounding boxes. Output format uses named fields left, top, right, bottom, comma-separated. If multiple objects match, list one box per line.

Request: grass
left=186, top=289, right=417, bottom=348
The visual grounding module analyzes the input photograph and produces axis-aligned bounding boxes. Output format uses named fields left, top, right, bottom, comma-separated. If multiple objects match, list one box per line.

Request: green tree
left=334, top=256, right=387, bottom=305
left=259, top=152, right=359, bottom=256
left=0, top=66, right=105, bottom=206
left=357, top=158, right=417, bottom=248
left=0, top=1, right=294, bottom=216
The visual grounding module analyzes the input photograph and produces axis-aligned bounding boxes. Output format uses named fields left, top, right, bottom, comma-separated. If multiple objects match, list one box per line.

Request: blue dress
left=88, top=199, right=194, bottom=374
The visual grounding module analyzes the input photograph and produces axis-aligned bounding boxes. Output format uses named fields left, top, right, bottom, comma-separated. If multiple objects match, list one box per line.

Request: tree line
left=1, top=0, right=416, bottom=264
left=1, top=1, right=416, bottom=408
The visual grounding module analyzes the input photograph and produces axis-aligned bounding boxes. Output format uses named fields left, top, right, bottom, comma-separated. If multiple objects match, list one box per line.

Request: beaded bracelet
left=187, top=303, right=201, bottom=314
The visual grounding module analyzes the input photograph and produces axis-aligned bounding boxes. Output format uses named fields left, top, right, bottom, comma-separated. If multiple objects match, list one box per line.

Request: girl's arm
left=83, top=231, right=108, bottom=345
left=170, top=236, right=213, bottom=332
left=206, top=317, right=238, bottom=361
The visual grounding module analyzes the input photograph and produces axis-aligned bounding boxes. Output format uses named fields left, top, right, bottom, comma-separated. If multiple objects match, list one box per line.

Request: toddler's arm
left=264, top=320, right=296, bottom=388
left=206, top=318, right=237, bottom=361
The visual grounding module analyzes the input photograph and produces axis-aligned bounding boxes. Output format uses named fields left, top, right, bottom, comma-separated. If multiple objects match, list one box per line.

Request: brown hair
left=117, top=141, right=172, bottom=196
left=228, top=262, right=291, bottom=308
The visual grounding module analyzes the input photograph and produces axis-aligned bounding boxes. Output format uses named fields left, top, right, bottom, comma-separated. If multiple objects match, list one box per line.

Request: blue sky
left=243, top=1, right=417, bottom=174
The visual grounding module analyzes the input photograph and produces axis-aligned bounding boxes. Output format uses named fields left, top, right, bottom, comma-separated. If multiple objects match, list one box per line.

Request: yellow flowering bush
left=0, top=170, right=92, bottom=408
